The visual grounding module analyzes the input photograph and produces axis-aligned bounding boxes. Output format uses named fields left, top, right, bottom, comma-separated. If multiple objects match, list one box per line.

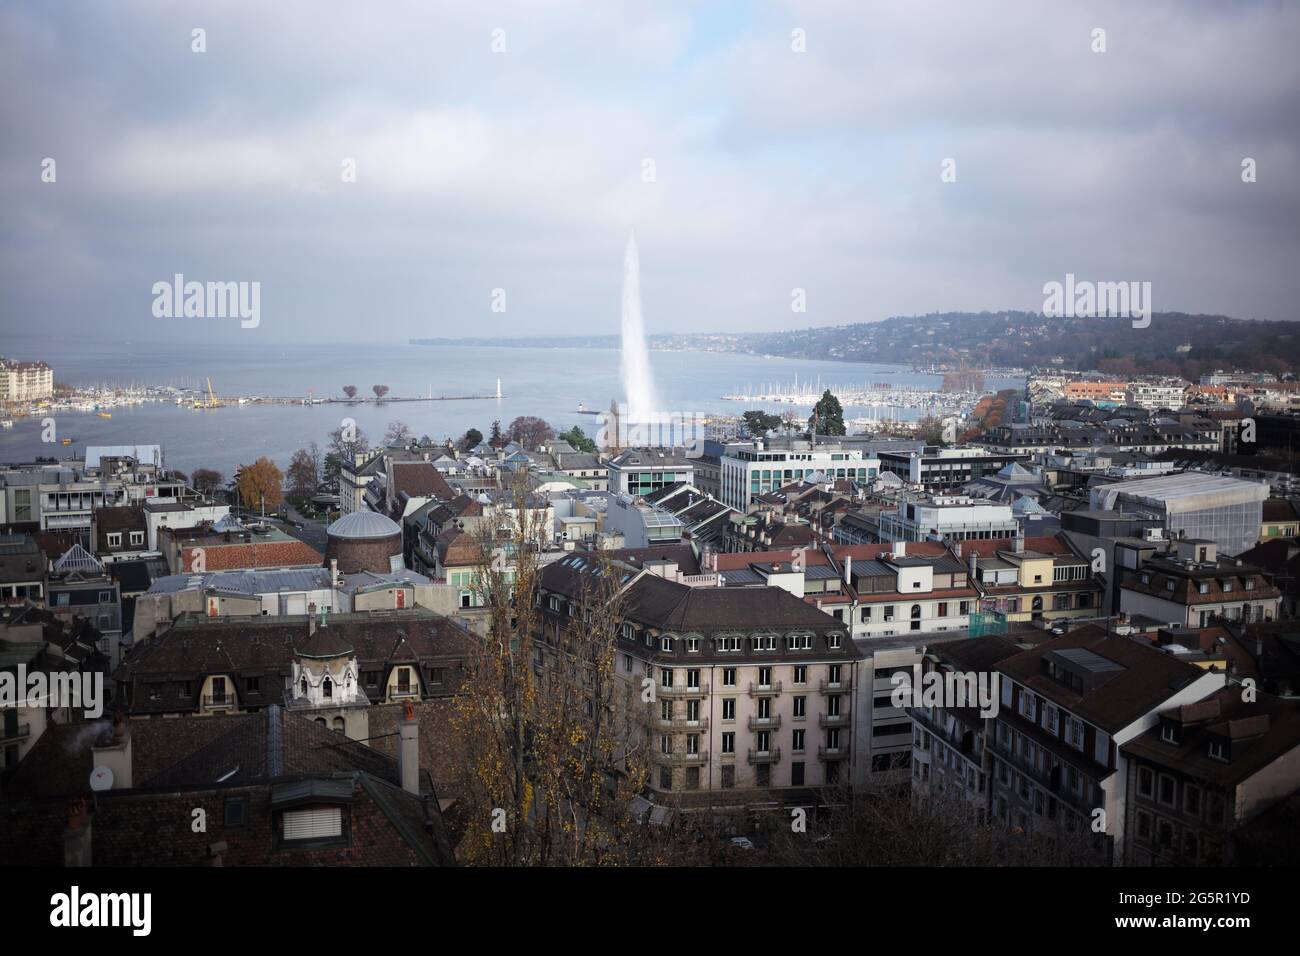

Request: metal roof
left=326, top=510, right=401, bottom=539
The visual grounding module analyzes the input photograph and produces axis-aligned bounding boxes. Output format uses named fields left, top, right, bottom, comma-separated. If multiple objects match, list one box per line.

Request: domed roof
left=326, top=510, right=401, bottom=540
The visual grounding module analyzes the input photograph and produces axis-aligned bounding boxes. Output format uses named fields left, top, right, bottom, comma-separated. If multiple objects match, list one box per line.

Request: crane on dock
left=192, top=377, right=222, bottom=409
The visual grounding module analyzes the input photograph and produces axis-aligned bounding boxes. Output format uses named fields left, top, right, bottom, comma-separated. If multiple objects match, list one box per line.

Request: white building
left=719, top=438, right=880, bottom=512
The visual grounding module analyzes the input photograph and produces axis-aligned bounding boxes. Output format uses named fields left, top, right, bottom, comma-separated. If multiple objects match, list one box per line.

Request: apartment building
left=0, top=358, right=53, bottom=403
left=1126, top=381, right=1189, bottom=411
left=1119, top=538, right=1281, bottom=628
left=986, top=627, right=1224, bottom=863
left=967, top=535, right=1103, bottom=625
left=909, top=634, right=1023, bottom=813
left=1121, top=687, right=1300, bottom=865
left=115, top=609, right=475, bottom=730
left=537, top=553, right=860, bottom=795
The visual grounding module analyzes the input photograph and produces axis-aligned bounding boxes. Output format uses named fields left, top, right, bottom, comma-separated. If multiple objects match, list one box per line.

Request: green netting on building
left=969, top=611, right=1008, bottom=637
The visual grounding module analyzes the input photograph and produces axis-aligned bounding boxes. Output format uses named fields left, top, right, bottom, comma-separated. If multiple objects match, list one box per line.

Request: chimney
left=63, top=799, right=92, bottom=867
left=308, top=603, right=317, bottom=635
left=330, top=557, right=340, bottom=587
left=844, top=555, right=852, bottom=585
left=969, top=549, right=978, bottom=581
left=953, top=541, right=962, bottom=558
left=91, top=713, right=132, bottom=790
left=892, top=540, right=905, bottom=558
left=1013, top=534, right=1024, bottom=554
left=398, top=700, right=420, bottom=795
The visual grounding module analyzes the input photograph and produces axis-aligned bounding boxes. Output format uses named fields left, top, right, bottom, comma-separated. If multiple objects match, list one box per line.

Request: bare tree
left=449, top=474, right=664, bottom=865
left=372, top=384, right=390, bottom=401
left=383, top=420, right=412, bottom=446
left=342, top=385, right=358, bottom=399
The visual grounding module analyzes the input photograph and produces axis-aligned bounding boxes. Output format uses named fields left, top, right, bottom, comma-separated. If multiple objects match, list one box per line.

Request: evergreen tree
left=808, top=389, right=846, bottom=436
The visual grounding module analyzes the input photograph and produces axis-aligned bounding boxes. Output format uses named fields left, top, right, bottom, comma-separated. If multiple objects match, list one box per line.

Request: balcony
left=202, top=694, right=236, bottom=709
left=658, top=682, right=709, bottom=698
left=1, top=721, right=31, bottom=742
left=819, top=678, right=850, bottom=693
left=747, top=681, right=783, bottom=698
left=388, top=684, right=419, bottom=698
left=654, top=716, right=709, bottom=731
left=818, top=712, right=850, bottom=728
left=817, top=744, right=850, bottom=761
left=652, top=750, right=709, bottom=766
left=747, top=714, right=782, bottom=731
left=747, top=747, right=782, bottom=765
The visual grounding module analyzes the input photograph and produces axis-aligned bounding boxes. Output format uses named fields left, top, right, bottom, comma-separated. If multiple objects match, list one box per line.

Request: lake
left=0, top=339, right=1022, bottom=477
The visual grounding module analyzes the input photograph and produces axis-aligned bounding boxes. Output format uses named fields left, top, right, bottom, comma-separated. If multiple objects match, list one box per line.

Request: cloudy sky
left=2, top=0, right=1298, bottom=345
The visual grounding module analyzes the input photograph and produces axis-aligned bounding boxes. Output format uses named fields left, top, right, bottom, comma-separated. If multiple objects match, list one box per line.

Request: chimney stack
left=92, top=713, right=132, bottom=790
left=398, top=700, right=420, bottom=795
left=844, top=555, right=852, bottom=586
left=969, top=549, right=978, bottom=581
left=1013, top=533, right=1024, bottom=554
left=308, top=603, right=317, bottom=635
left=330, top=557, right=340, bottom=587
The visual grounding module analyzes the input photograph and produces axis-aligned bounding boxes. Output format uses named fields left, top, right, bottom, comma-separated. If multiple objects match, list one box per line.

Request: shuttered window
left=282, top=807, right=343, bottom=841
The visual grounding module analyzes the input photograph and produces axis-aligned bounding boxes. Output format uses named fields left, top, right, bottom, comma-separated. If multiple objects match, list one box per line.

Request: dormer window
left=1140, top=572, right=1150, bottom=584
left=660, top=637, right=674, bottom=652
left=1244, top=577, right=1255, bottom=591
left=1160, top=721, right=1180, bottom=745
left=1198, top=582, right=1210, bottom=594
left=1208, top=738, right=1228, bottom=762
left=1221, top=580, right=1234, bottom=594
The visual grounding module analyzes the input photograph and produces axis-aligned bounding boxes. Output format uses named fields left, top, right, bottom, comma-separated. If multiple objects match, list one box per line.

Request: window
left=723, top=668, right=736, bottom=688
left=686, top=668, right=700, bottom=689
left=1208, top=739, right=1227, bottom=762
left=758, top=666, right=772, bottom=688
left=282, top=807, right=343, bottom=842
left=1161, top=722, right=1180, bottom=745
left=1184, top=784, right=1202, bottom=817
left=1137, top=766, right=1154, bottom=797
left=793, top=666, right=807, bottom=685
left=224, top=796, right=248, bottom=827
left=828, top=634, right=841, bottom=649
left=1157, top=774, right=1176, bottom=807
left=660, top=637, right=674, bottom=652
left=722, top=698, right=736, bottom=721
left=686, top=637, right=699, bottom=652
left=793, top=696, right=806, bottom=719
left=721, top=732, right=735, bottom=754
left=245, top=676, right=260, bottom=693
left=792, top=729, right=805, bottom=752
left=791, top=761, right=805, bottom=786
left=622, top=654, right=632, bottom=673
left=659, top=668, right=673, bottom=689
left=107, top=533, right=122, bottom=548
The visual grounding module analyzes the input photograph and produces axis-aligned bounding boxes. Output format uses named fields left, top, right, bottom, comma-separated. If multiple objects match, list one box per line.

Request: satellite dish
left=89, top=765, right=114, bottom=791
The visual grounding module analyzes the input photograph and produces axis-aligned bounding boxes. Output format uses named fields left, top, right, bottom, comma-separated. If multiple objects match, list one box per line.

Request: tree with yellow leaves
left=235, top=456, right=284, bottom=515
